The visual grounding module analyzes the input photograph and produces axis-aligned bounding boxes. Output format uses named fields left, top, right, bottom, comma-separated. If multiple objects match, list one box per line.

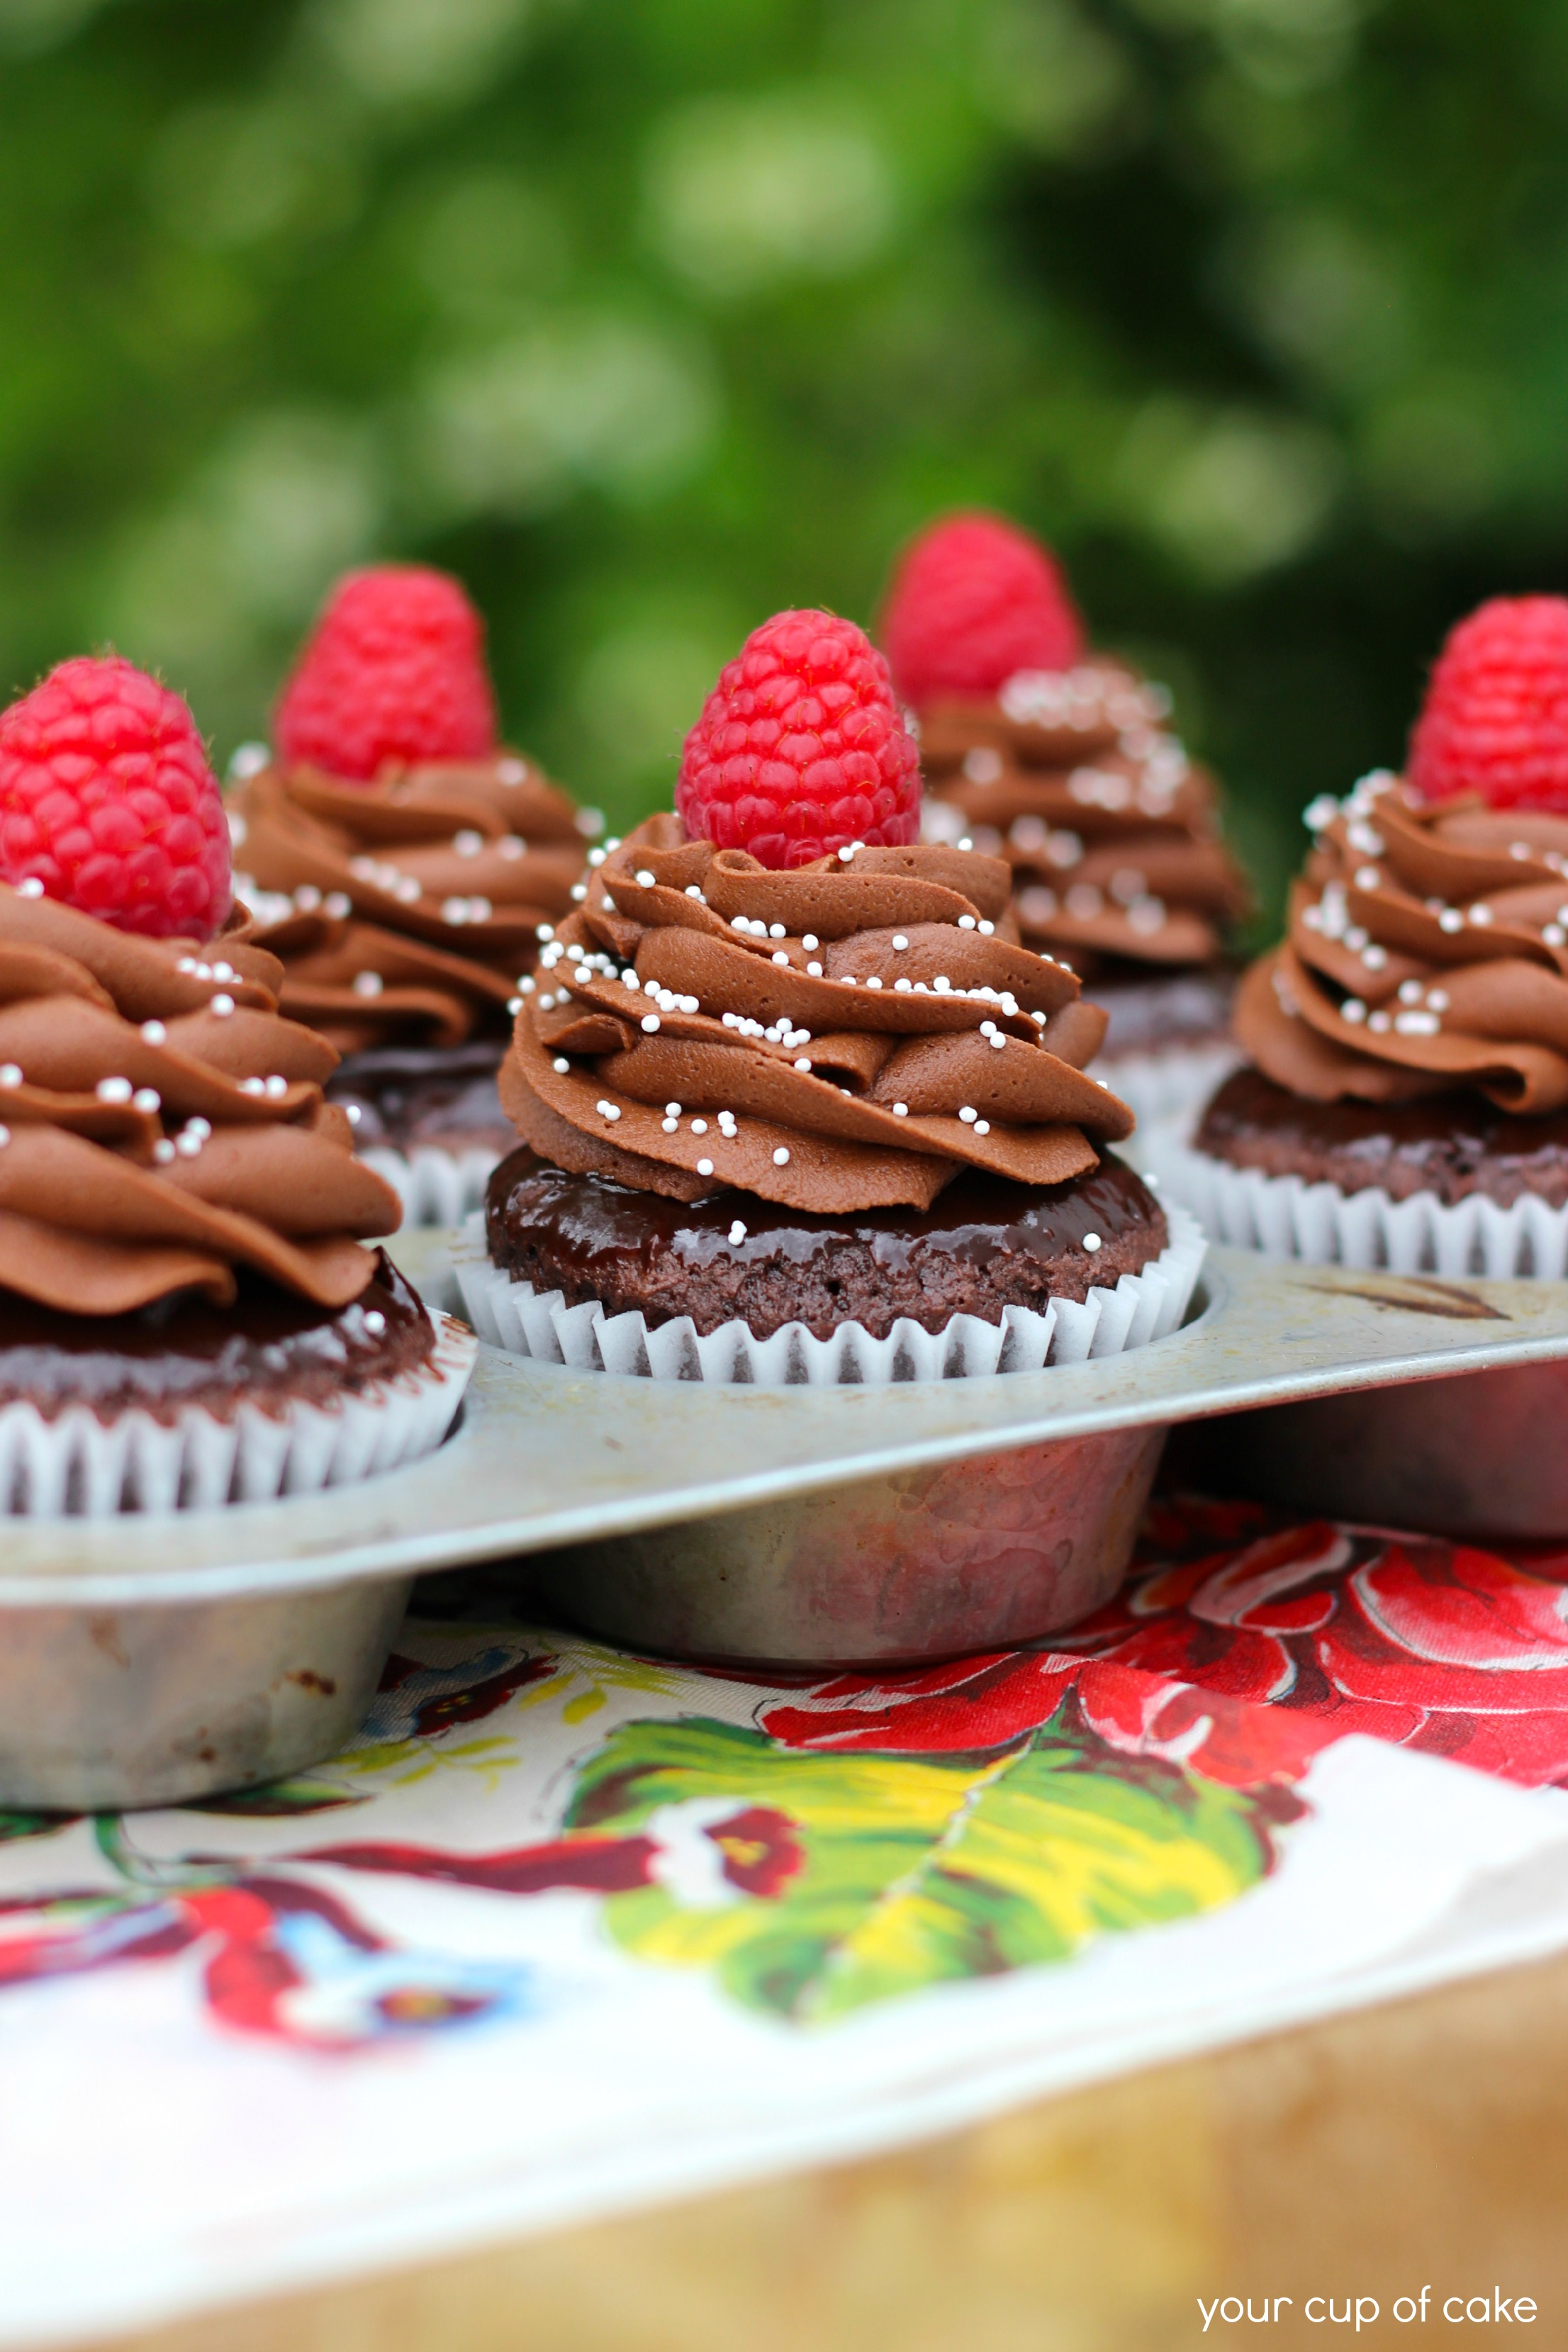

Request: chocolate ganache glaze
left=1235, top=770, right=1568, bottom=1114
left=500, top=813, right=1137, bottom=1214
left=919, top=661, right=1250, bottom=988
left=231, top=751, right=594, bottom=1053
left=488, top=1148, right=1160, bottom=1338
left=0, top=883, right=401, bottom=1314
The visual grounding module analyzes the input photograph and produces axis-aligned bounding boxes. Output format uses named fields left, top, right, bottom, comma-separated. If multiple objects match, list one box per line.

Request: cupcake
left=1158, top=595, right=1568, bottom=1277
left=455, top=610, right=1202, bottom=1382
left=878, top=513, right=1251, bottom=1129
left=0, top=654, right=474, bottom=1513
left=230, top=566, right=600, bottom=1226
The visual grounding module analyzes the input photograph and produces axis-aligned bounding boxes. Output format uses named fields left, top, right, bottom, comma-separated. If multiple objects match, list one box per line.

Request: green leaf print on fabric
left=566, top=1706, right=1301, bottom=2021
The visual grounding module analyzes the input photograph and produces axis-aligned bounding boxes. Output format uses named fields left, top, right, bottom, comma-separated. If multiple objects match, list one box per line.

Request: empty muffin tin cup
left=1194, top=1358, right=1568, bottom=1542
left=526, top=1422, right=1167, bottom=1669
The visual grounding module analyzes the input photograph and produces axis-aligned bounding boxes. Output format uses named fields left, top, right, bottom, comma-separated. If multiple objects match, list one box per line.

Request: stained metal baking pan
left=8, top=1241, right=1568, bottom=1808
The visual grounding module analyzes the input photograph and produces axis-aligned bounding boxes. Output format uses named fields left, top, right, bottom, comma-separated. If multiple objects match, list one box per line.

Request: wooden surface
left=86, top=1946, right=1568, bottom=2352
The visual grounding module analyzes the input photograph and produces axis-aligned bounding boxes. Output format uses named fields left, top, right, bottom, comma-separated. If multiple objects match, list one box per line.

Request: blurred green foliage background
left=1, top=0, right=1564, bottom=927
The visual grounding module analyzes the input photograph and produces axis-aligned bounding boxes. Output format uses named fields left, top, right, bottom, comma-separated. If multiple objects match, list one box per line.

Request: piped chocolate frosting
left=0, top=884, right=400, bottom=1314
left=500, top=814, right=1135, bottom=1215
left=920, top=660, right=1249, bottom=976
left=1238, top=771, right=1568, bottom=1115
left=232, top=752, right=594, bottom=1052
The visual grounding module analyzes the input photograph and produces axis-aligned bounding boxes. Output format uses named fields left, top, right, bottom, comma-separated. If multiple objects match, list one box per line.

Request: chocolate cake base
left=327, top=1042, right=514, bottom=1158
left=1194, top=1068, right=1568, bottom=1209
left=486, top=1148, right=1167, bottom=1341
left=0, top=1252, right=436, bottom=1425
left=1058, top=964, right=1237, bottom=1059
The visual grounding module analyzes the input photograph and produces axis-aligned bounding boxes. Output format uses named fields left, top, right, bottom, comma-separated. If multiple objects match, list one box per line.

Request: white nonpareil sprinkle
left=794, top=1057, right=812, bottom=1072
left=353, top=971, right=383, bottom=998
left=957, top=914, right=976, bottom=930
left=1428, top=989, right=1449, bottom=1011
left=1355, top=866, right=1381, bottom=891
left=187, top=1118, right=211, bottom=1138
left=1395, top=1010, right=1441, bottom=1035
left=140, top=1021, right=166, bottom=1046
left=16, top=878, right=43, bottom=899
left=988, top=1032, right=1005, bottom=1050
left=1341, top=998, right=1367, bottom=1023
left=1399, top=979, right=1423, bottom=1004
left=890, top=935, right=908, bottom=951
left=508, top=997, right=522, bottom=1014
left=958, top=1105, right=978, bottom=1124
left=769, top=923, right=786, bottom=939
left=978, top=920, right=995, bottom=936
left=772, top=1147, right=790, bottom=1165
left=1369, top=1010, right=1391, bottom=1032
left=346, top=1104, right=362, bottom=1125
left=690, top=1119, right=708, bottom=1135
left=571, top=883, right=588, bottom=902
left=636, top=868, right=656, bottom=886
left=325, top=892, right=352, bottom=919
left=364, top=1310, right=387, bottom=1336
left=175, top=1131, right=203, bottom=1157
left=1469, top=904, right=1494, bottom=925
left=152, top=1138, right=174, bottom=1163
left=685, top=885, right=705, bottom=901
left=973, top=1119, right=991, bottom=1136
left=96, top=1077, right=133, bottom=1104
left=454, top=829, right=484, bottom=857
left=1083, top=1232, right=1102, bottom=1253
left=1361, top=944, right=1387, bottom=970
left=772, top=950, right=790, bottom=966
left=537, top=924, right=554, bottom=942
left=802, top=934, right=819, bottom=952
left=641, top=1014, right=661, bottom=1033
left=892, top=1102, right=908, bottom=1116
left=807, top=961, right=823, bottom=977
left=866, top=975, right=883, bottom=989
left=1550, top=926, right=1568, bottom=949
left=211, top=993, right=235, bottom=1017
left=728, top=1221, right=747, bottom=1245
left=666, top=1102, right=682, bottom=1115
left=696, top=1158, right=714, bottom=1175
left=1438, top=909, right=1464, bottom=934
left=553, top=1057, right=570, bottom=1073
left=133, top=1088, right=161, bottom=1113
left=661, top=1118, right=678, bottom=1133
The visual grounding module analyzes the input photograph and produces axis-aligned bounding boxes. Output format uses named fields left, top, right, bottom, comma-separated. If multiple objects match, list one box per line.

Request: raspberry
left=1408, top=595, right=1568, bottom=813
left=275, top=564, right=498, bottom=782
left=0, top=656, right=230, bottom=939
left=878, top=511, right=1086, bottom=710
left=677, top=610, right=921, bottom=869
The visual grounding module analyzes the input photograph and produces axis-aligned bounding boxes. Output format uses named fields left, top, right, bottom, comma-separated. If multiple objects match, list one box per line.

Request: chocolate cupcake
left=1156, top=596, right=1568, bottom=1277
left=0, top=654, right=474, bottom=1511
left=230, top=566, right=599, bottom=1224
left=879, top=513, right=1251, bottom=1126
left=455, top=610, right=1203, bottom=1382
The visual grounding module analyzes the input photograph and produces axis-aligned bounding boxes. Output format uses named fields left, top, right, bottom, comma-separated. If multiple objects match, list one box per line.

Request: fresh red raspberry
left=1408, top=595, right=1568, bottom=813
left=878, top=511, right=1086, bottom=710
left=678, top=610, right=921, bottom=869
left=0, top=656, right=230, bottom=939
left=275, top=564, right=498, bottom=782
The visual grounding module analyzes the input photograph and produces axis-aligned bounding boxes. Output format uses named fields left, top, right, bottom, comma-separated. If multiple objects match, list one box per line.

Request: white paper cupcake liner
left=358, top=1143, right=500, bottom=1228
left=1092, top=1039, right=1243, bottom=1137
left=451, top=1206, right=1205, bottom=1386
left=1143, top=1131, right=1568, bottom=1281
left=0, top=1313, right=477, bottom=1518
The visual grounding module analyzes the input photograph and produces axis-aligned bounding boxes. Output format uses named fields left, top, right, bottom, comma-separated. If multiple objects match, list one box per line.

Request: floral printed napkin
left=6, top=1499, right=1568, bottom=2347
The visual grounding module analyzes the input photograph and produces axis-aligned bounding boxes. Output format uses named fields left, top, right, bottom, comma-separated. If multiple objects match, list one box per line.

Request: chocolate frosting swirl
left=0, top=885, right=401, bottom=1314
left=231, top=753, right=594, bottom=1052
left=919, top=661, right=1250, bottom=975
left=1238, top=771, right=1568, bottom=1115
left=500, top=814, right=1135, bottom=1214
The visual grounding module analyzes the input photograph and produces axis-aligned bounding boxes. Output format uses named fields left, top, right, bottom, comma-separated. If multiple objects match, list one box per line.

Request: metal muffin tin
left=9, top=1236, right=1568, bottom=1807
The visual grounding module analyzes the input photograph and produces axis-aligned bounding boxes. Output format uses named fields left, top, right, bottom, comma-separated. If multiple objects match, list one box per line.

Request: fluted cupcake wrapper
left=1145, top=1133, right=1568, bottom=1282
left=0, top=1312, right=476, bottom=1518
left=451, top=1206, right=1204, bottom=1387
left=358, top=1143, right=501, bottom=1228
left=1091, top=1040, right=1243, bottom=1138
